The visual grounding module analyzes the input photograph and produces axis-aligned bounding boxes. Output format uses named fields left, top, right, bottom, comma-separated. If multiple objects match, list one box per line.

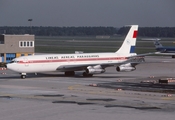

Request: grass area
left=35, top=36, right=175, bottom=54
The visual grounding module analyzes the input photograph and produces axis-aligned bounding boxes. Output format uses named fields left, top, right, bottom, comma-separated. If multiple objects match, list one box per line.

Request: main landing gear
left=65, top=71, right=75, bottom=76
left=83, top=72, right=93, bottom=77
left=65, top=71, right=93, bottom=77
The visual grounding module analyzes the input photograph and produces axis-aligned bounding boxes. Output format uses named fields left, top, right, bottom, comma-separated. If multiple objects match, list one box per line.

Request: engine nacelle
left=116, top=63, right=136, bottom=72
left=116, top=66, right=136, bottom=72
left=86, top=68, right=105, bottom=74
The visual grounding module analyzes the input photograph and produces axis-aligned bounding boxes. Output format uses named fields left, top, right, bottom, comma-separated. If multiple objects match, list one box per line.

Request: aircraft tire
left=65, top=71, right=75, bottom=76
left=83, top=72, right=93, bottom=77
left=21, top=75, right=26, bottom=79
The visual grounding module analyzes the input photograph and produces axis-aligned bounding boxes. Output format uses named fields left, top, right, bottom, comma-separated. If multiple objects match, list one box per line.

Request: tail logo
left=133, top=31, right=138, bottom=38
left=127, top=40, right=130, bottom=44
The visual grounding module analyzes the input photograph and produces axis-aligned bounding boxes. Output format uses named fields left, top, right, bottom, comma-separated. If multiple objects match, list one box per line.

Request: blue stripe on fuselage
left=156, top=47, right=175, bottom=53
left=130, top=46, right=135, bottom=53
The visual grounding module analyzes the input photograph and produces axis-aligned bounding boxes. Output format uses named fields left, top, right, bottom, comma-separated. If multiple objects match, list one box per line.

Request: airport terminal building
left=0, top=34, right=35, bottom=63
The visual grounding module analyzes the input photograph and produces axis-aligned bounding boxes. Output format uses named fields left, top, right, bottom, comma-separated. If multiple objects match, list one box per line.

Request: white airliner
left=7, top=25, right=144, bottom=79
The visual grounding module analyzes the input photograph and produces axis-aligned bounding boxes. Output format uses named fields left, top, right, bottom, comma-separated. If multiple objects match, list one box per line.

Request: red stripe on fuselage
left=133, top=31, right=138, bottom=38
left=17, top=57, right=127, bottom=64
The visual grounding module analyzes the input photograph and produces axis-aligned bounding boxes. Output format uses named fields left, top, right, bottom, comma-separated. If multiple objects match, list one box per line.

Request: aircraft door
left=23, top=57, right=29, bottom=67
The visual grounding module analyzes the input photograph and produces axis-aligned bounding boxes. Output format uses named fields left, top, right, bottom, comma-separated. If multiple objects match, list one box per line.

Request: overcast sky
left=0, top=0, right=175, bottom=27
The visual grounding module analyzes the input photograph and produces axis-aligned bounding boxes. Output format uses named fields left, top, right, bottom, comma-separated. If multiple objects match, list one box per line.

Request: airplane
left=143, top=38, right=175, bottom=58
left=7, top=25, right=145, bottom=79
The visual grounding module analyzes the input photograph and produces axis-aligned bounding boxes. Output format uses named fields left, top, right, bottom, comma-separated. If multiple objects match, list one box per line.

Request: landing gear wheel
left=83, top=72, right=93, bottom=77
left=21, top=75, right=26, bottom=79
left=65, top=71, right=75, bottom=76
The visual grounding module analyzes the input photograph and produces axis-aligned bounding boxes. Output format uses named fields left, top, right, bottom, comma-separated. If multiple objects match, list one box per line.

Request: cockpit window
left=9, top=60, right=15, bottom=63
left=9, top=60, right=19, bottom=63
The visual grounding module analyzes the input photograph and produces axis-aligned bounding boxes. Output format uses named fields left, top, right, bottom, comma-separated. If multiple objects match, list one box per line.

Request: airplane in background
left=7, top=25, right=145, bottom=79
left=143, top=38, right=175, bottom=58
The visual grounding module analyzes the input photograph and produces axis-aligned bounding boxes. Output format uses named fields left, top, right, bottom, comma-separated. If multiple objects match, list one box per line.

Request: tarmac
left=0, top=56, right=175, bottom=120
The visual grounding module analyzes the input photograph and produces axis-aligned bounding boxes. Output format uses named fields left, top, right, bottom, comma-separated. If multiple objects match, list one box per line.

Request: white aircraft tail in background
left=7, top=25, right=145, bottom=79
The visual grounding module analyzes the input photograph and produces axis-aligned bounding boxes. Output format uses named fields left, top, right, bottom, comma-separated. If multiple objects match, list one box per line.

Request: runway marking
left=162, top=61, right=170, bottom=62
left=68, top=84, right=81, bottom=90
left=161, top=97, right=175, bottom=100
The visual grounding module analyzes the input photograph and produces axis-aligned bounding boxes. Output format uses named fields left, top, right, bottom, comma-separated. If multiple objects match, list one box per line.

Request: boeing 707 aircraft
left=7, top=25, right=145, bottom=79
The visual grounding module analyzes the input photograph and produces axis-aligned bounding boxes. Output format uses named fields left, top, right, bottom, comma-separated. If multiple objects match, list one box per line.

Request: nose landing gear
left=20, top=73, right=26, bottom=79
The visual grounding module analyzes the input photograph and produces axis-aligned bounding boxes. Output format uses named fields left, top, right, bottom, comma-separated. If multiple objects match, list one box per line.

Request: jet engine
left=116, top=63, right=136, bottom=72
left=86, top=65, right=105, bottom=74
left=86, top=68, right=105, bottom=74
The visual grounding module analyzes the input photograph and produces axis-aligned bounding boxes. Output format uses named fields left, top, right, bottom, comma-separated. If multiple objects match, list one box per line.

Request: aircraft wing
left=57, top=63, right=119, bottom=72
left=56, top=56, right=145, bottom=72
left=155, top=52, right=175, bottom=55
left=57, top=64, right=99, bottom=72
left=126, top=52, right=156, bottom=58
left=56, top=52, right=157, bottom=72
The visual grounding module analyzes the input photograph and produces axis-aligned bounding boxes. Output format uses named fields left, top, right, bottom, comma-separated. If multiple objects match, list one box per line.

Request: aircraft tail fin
left=141, top=38, right=163, bottom=48
left=116, top=25, right=138, bottom=54
left=153, top=39, right=163, bottom=48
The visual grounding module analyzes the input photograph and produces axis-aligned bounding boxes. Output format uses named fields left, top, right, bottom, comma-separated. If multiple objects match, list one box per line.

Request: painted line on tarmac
left=68, top=84, right=81, bottom=90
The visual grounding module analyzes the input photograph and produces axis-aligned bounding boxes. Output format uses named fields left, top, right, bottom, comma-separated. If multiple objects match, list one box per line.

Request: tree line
left=0, top=26, right=175, bottom=37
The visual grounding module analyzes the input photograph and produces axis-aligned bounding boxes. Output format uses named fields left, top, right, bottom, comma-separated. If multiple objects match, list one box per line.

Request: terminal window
left=24, top=42, right=26, bottom=47
left=0, top=39, right=4, bottom=44
left=19, top=41, right=34, bottom=47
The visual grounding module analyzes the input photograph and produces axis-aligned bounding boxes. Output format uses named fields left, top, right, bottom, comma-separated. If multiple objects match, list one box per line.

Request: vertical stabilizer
left=116, top=25, right=138, bottom=54
left=153, top=39, right=163, bottom=48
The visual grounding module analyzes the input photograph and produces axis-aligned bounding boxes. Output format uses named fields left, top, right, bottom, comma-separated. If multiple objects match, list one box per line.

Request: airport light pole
left=28, top=19, right=33, bottom=34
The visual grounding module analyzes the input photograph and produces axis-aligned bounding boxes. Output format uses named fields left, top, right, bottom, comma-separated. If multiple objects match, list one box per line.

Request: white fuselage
left=7, top=52, right=134, bottom=73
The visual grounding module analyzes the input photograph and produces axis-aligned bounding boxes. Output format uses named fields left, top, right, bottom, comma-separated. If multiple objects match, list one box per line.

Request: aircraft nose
left=5, top=63, right=11, bottom=70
